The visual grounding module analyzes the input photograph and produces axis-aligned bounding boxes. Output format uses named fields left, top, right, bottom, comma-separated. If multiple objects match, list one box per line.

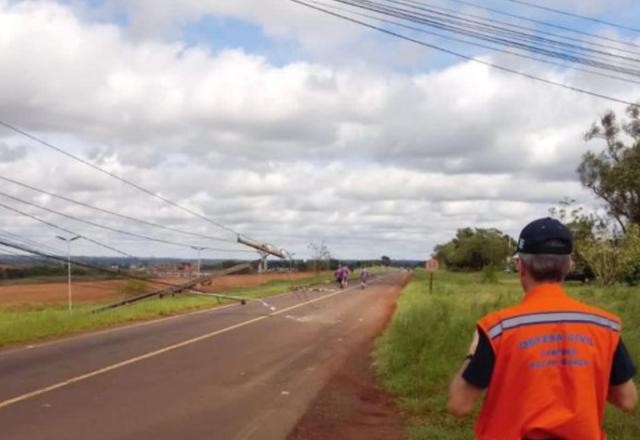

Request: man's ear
left=517, top=257, right=525, bottom=275
left=570, top=257, right=575, bottom=272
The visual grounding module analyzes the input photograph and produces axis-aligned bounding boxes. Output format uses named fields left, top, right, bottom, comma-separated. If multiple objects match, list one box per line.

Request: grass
left=374, top=270, right=640, bottom=439
left=0, top=271, right=340, bottom=348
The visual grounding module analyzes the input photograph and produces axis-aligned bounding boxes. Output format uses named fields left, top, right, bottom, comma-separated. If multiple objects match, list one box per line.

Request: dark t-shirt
left=462, top=330, right=637, bottom=389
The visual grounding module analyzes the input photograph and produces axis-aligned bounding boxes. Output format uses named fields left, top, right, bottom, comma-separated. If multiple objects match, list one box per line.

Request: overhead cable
left=291, top=0, right=639, bottom=107
left=444, top=0, right=640, bottom=49
left=0, top=237, right=270, bottom=309
left=377, top=0, right=640, bottom=66
left=0, top=174, right=235, bottom=244
left=0, top=120, right=239, bottom=237
left=503, top=0, right=640, bottom=34
left=314, top=0, right=640, bottom=85
left=392, top=0, right=640, bottom=58
left=0, top=200, right=138, bottom=258
left=0, top=191, right=255, bottom=254
left=332, top=0, right=640, bottom=78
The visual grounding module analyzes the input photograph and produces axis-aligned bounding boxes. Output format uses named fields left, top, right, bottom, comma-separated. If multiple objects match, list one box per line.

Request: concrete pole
left=57, top=235, right=80, bottom=313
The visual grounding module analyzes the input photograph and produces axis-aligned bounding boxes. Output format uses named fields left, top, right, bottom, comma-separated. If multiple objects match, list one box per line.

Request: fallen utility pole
left=93, top=262, right=254, bottom=313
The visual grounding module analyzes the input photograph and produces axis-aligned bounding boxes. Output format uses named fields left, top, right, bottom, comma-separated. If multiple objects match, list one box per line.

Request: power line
left=0, top=237, right=266, bottom=308
left=0, top=200, right=138, bottom=258
left=378, top=0, right=640, bottom=67
left=0, top=120, right=240, bottom=237
left=0, top=245, right=124, bottom=292
left=0, top=245, right=54, bottom=265
left=0, top=120, right=285, bottom=256
left=503, top=0, right=640, bottom=34
left=315, top=0, right=640, bottom=85
left=0, top=191, right=255, bottom=254
left=0, top=229, right=65, bottom=256
left=393, top=0, right=640, bottom=58
left=0, top=174, right=236, bottom=244
left=291, top=0, right=639, bottom=107
left=0, top=238, right=170, bottom=289
left=334, top=0, right=640, bottom=77
left=444, top=0, right=640, bottom=49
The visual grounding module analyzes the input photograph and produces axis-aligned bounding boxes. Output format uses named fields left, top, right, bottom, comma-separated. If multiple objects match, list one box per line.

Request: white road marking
left=0, top=288, right=349, bottom=411
left=0, top=282, right=334, bottom=357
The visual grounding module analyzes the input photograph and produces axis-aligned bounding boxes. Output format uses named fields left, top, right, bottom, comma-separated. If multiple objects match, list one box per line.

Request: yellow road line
left=0, top=289, right=347, bottom=410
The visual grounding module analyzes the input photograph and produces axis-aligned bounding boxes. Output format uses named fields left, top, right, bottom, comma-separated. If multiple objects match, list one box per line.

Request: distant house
left=151, top=262, right=195, bottom=278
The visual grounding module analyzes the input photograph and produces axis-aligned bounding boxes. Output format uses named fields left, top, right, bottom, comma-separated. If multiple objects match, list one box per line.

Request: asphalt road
left=0, top=271, right=407, bottom=440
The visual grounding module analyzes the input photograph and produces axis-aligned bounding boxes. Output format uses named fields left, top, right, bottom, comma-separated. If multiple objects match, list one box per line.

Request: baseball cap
left=516, top=217, right=573, bottom=255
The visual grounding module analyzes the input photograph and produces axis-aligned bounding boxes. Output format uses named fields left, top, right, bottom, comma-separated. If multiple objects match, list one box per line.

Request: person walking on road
left=448, top=217, right=637, bottom=440
left=335, top=265, right=350, bottom=289
left=359, top=268, right=369, bottom=289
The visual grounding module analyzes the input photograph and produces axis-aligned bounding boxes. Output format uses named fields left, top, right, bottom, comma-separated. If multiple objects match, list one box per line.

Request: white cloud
left=0, top=1, right=635, bottom=260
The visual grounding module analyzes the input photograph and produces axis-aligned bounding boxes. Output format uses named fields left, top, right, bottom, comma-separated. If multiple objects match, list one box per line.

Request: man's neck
left=523, top=279, right=563, bottom=295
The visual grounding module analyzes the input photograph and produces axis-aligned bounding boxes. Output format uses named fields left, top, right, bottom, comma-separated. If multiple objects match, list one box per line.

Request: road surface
left=0, top=271, right=407, bottom=440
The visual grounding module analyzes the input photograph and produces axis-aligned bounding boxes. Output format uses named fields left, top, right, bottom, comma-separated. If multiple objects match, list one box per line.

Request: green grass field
left=0, top=271, right=341, bottom=348
left=374, top=270, right=640, bottom=440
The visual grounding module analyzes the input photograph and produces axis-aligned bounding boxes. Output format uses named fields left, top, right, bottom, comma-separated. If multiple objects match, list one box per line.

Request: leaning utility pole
left=237, top=235, right=286, bottom=273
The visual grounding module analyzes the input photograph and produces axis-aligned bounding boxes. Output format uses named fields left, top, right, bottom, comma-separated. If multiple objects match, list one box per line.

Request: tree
left=381, top=256, right=391, bottom=266
left=434, top=228, right=514, bottom=271
left=307, top=241, right=331, bottom=272
left=549, top=199, right=601, bottom=276
left=549, top=200, right=640, bottom=284
left=578, top=224, right=640, bottom=285
left=580, top=103, right=640, bottom=232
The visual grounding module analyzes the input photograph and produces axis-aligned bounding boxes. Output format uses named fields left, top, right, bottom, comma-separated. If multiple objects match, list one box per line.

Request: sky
left=0, top=0, right=639, bottom=261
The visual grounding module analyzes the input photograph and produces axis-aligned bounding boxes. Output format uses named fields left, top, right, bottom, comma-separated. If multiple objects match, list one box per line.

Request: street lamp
left=191, top=246, right=206, bottom=277
left=56, top=235, right=81, bottom=313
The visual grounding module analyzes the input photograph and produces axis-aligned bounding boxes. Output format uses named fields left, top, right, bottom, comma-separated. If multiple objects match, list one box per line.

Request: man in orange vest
left=448, top=217, right=637, bottom=440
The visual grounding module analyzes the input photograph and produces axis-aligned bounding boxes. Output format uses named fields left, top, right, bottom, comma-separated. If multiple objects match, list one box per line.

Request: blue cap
left=516, top=217, right=573, bottom=255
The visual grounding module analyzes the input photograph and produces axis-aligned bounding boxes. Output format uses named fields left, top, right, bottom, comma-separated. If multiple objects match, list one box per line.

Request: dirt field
left=0, top=272, right=318, bottom=306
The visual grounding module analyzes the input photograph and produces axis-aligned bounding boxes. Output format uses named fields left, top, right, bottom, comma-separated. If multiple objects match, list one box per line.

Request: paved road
left=0, top=271, right=407, bottom=440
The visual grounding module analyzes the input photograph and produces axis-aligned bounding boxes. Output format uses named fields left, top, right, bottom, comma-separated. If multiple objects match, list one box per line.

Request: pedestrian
left=360, top=267, right=369, bottom=289
left=448, top=217, right=637, bottom=440
left=335, top=265, right=347, bottom=289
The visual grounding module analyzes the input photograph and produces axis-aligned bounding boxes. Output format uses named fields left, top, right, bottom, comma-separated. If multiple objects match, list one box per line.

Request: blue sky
left=87, top=0, right=640, bottom=72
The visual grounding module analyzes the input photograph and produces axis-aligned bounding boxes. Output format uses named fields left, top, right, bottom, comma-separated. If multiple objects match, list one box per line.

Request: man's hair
left=518, top=252, right=572, bottom=282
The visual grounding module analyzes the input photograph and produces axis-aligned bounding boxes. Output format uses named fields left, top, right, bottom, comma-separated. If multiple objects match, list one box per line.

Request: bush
left=481, top=265, right=499, bottom=284
left=578, top=224, right=640, bottom=285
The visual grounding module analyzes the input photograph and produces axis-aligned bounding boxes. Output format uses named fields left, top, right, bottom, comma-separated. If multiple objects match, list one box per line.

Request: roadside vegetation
left=374, top=269, right=640, bottom=439
left=0, top=270, right=344, bottom=348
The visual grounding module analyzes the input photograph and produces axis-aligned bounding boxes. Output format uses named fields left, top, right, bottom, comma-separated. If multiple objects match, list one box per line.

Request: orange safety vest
left=475, top=283, right=621, bottom=440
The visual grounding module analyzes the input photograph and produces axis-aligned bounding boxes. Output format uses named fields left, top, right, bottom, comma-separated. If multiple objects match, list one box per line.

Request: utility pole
left=56, top=235, right=81, bottom=313
left=237, top=236, right=287, bottom=273
left=191, top=246, right=206, bottom=277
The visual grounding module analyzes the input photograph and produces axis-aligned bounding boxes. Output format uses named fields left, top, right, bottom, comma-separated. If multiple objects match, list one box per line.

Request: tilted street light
left=56, top=235, right=81, bottom=313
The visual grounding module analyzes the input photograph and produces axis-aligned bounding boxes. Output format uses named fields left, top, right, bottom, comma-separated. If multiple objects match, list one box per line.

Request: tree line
left=434, top=102, right=640, bottom=285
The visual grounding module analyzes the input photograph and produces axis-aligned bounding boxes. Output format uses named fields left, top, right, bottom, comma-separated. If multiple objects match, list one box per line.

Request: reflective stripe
left=488, top=311, right=621, bottom=339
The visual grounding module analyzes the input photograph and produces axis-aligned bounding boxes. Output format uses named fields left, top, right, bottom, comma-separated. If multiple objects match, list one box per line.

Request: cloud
left=0, top=1, right=634, bottom=259
left=0, top=142, right=26, bottom=162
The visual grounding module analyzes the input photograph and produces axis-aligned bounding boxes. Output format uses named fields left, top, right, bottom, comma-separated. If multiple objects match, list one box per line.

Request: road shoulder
left=287, top=274, right=408, bottom=440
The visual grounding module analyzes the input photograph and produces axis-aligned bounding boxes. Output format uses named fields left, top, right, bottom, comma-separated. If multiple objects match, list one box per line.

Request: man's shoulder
left=563, top=295, right=621, bottom=323
left=477, top=295, right=623, bottom=333
left=477, top=304, right=523, bottom=332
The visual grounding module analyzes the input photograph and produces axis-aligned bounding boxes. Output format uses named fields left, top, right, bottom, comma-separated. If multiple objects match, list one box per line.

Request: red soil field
left=0, top=272, right=317, bottom=306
